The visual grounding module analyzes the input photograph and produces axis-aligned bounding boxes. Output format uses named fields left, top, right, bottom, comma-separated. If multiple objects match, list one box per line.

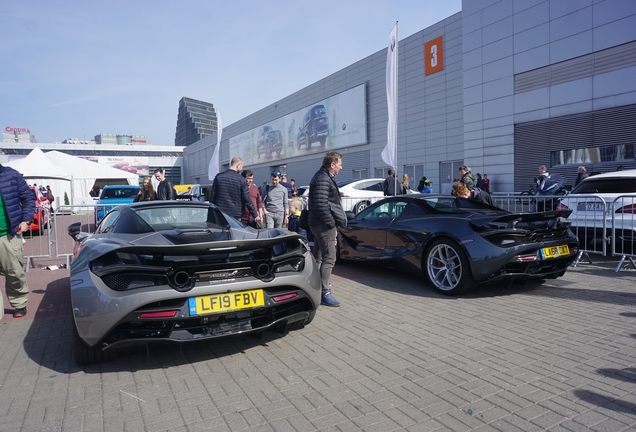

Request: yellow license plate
left=540, top=245, right=570, bottom=259
left=188, top=289, right=264, bottom=316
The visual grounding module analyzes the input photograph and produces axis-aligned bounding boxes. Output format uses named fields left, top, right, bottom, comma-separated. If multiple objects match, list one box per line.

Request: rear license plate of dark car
left=188, top=289, right=264, bottom=316
left=540, top=245, right=570, bottom=259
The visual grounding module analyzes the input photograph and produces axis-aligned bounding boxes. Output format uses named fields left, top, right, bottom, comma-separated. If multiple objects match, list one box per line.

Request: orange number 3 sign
left=424, top=36, right=444, bottom=76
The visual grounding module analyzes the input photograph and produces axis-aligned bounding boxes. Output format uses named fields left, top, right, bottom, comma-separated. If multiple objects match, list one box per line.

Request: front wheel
left=355, top=201, right=369, bottom=214
left=424, top=239, right=477, bottom=295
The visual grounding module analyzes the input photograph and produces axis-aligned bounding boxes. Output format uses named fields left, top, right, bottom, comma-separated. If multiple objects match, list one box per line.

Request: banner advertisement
left=230, top=84, right=367, bottom=166
left=83, top=156, right=150, bottom=176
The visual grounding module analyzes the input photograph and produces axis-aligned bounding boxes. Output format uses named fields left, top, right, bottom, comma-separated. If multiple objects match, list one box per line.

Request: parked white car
left=556, top=169, right=636, bottom=254
left=338, top=178, right=387, bottom=213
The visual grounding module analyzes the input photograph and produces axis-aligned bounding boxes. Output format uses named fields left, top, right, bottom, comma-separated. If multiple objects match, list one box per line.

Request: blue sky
left=1, top=1, right=462, bottom=145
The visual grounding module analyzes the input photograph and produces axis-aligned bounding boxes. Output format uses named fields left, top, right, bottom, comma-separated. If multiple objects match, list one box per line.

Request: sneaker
left=320, top=291, right=340, bottom=307
left=13, top=307, right=27, bottom=318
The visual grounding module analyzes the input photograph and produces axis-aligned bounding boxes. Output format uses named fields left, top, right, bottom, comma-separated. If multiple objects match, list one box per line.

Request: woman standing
left=134, top=177, right=157, bottom=202
left=401, top=174, right=410, bottom=194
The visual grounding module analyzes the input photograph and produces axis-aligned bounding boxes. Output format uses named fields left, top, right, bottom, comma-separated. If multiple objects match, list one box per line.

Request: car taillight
left=556, top=203, right=570, bottom=211
left=616, top=204, right=636, bottom=214
left=139, top=311, right=178, bottom=319
left=272, top=293, right=298, bottom=302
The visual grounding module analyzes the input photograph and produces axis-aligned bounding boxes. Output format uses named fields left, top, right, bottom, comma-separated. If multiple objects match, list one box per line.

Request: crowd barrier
left=20, top=196, right=636, bottom=274
left=22, top=207, right=53, bottom=271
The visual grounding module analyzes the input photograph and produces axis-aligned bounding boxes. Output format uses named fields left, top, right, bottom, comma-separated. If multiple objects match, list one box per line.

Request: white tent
left=44, top=151, right=139, bottom=199
left=6, top=147, right=139, bottom=208
left=5, top=147, right=73, bottom=210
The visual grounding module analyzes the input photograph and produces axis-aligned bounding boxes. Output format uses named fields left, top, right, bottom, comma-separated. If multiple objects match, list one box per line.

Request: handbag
left=298, top=209, right=309, bottom=230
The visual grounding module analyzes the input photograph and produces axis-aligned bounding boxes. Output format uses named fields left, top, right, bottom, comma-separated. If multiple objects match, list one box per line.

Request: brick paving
left=1, top=256, right=635, bottom=431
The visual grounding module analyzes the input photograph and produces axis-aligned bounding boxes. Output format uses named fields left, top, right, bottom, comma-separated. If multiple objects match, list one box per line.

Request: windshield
left=135, top=206, right=228, bottom=229
left=101, top=188, right=139, bottom=199
left=571, top=178, right=636, bottom=194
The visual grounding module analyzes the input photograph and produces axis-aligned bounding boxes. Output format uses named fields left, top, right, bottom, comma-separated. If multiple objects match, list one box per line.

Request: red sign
left=5, top=126, right=31, bottom=133
left=424, top=36, right=444, bottom=76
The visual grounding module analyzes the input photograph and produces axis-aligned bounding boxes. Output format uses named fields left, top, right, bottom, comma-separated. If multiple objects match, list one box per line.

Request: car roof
left=338, top=178, right=384, bottom=187
left=103, top=185, right=140, bottom=189
left=581, top=169, right=636, bottom=180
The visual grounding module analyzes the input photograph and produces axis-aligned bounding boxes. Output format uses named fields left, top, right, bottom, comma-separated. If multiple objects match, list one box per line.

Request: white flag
left=208, top=112, right=222, bottom=180
left=381, top=22, right=398, bottom=170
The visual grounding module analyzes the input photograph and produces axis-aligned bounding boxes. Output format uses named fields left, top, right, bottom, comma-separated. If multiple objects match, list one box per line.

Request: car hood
left=97, top=197, right=135, bottom=205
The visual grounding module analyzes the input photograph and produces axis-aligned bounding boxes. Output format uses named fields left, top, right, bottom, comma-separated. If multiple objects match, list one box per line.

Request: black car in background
left=297, top=104, right=328, bottom=150
left=338, top=195, right=579, bottom=296
left=257, top=126, right=283, bottom=159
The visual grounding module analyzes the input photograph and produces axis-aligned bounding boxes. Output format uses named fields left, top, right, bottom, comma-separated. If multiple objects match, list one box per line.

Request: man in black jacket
left=209, top=156, right=260, bottom=223
left=383, top=170, right=399, bottom=196
left=308, top=151, right=346, bottom=307
left=154, top=168, right=176, bottom=200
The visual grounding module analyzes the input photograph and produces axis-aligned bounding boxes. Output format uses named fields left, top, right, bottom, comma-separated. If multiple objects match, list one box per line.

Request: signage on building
left=5, top=126, right=31, bottom=133
left=230, top=84, right=367, bottom=166
left=424, top=36, right=444, bottom=75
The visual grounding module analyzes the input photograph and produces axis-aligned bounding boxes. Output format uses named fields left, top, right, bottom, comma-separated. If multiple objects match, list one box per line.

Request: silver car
left=68, top=200, right=321, bottom=364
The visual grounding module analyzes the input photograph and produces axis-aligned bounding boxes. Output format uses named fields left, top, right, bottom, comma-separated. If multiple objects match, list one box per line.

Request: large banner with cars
left=230, top=84, right=367, bottom=166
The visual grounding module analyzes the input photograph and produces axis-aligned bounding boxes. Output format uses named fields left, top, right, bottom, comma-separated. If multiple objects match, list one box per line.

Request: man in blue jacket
left=209, top=156, right=260, bottom=223
left=0, top=164, right=36, bottom=318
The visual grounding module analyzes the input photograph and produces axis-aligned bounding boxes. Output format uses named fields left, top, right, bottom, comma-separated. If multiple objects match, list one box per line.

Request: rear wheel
left=73, top=325, right=116, bottom=365
left=424, top=239, right=477, bottom=295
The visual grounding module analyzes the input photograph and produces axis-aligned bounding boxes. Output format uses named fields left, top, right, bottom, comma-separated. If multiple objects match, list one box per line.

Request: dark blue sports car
left=337, top=195, right=579, bottom=295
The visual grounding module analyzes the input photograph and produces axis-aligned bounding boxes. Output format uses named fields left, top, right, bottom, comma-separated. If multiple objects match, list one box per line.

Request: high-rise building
left=174, top=97, right=217, bottom=146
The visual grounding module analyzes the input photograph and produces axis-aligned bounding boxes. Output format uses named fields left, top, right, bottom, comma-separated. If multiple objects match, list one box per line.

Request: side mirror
left=345, top=211, right=356, bottom=220
left=67, top=222, right=88, bottom=242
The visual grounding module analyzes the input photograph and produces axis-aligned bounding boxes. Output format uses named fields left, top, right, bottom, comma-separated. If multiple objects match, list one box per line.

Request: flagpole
left=208, top=111, right=222, bottom=181
left=381, top=22, right=399, bottom=195
left=394, top=22, right=398, bottom=185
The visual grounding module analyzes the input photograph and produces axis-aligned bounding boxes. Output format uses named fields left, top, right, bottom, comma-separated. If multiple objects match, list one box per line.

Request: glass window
left=551, top=144, right=634, bottom=166
left=97, top=210, right=120, bottom=234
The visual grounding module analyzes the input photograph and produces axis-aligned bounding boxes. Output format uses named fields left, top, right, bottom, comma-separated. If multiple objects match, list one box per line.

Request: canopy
left=5, top=147, right=72, bottom=180
left=4, top=147, right=73, bottom=210
left=5, top=147, right=139, bottom=209
left=44, top=150, right=138, bottom=197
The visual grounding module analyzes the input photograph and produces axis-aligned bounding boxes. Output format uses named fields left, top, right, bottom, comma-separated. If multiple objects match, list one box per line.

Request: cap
left=424, top=179, right=431, bottom=184
left=271, top=170, right=281, bottom=177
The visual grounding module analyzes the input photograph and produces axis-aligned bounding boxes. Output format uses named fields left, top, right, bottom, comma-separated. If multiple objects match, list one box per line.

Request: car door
left=339, top=201, right=396, bottom=260
left=382, top=200, right=429, bottom=259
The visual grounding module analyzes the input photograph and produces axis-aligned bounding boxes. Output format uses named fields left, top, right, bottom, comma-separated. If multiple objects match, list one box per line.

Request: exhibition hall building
left=183, top=0, right=636, bottom=194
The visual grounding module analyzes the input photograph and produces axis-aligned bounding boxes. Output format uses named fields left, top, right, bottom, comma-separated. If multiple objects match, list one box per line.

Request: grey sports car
left=67, top=200, right=320, bottom=365
left=338, top=195, right=579, bottom=295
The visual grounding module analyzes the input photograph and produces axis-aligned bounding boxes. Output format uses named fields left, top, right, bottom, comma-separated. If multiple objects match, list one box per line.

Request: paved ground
left=1, top=255, right=636, bottom=431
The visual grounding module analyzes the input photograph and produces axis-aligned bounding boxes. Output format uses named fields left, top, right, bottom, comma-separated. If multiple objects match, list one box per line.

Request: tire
left=424, top=238, right=477, bottom=295
left=320, top=137, right=326, bottom=146
left=354, top=201, right=369, bottom=214
left=38, top=222, right=44, bottom=236
left=73, top=324, right=116, bottom=365
left=305, top=133, right=311, bottom=149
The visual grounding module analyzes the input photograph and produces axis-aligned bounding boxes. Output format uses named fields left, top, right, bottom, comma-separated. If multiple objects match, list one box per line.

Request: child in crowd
left=287, top=198, right=307, bottom=238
